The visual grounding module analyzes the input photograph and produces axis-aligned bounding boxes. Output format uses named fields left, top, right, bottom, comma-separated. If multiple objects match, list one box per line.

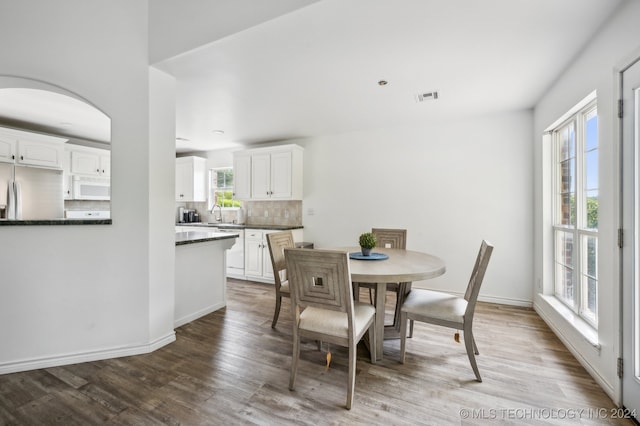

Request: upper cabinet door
left=18, top=138, right=64, bottom=169
left=175, top=156, right=206, bottom=202
left=233, top=153, right=251, bottom=200
left=269, top=150, right=293, bottom=199
left=0, top=134, right=17, bottom=164
left=69, top=148, right=110, bottom=177
left=71, top=150, right=101, bottom=176
left=175, top=159, right=193, bottom=201
left=251, top=153, right=271, bottom=199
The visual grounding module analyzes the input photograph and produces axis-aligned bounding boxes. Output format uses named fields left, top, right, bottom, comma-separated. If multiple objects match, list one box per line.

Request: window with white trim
left=209, top=168, right=241, bottom=210
left=551, top=99, right=598, bottom=327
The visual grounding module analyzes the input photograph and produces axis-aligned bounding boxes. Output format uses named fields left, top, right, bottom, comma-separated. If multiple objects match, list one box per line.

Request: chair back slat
left=267, top=231, right=295, bottom=286
left=372, top=228, right=407, bottom=249
left=463, top=240, right=494, bottom=316
left=285, top=248, right=353, bottom=315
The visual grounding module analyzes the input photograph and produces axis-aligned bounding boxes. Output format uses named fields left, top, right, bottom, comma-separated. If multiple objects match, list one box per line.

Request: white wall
left=533, top=0, right=640, bottom=403
left=294, top=110, right=534, bottom=305
left=0, top=1, right=175, bottom=373
left=149, top=67, right=178, bottom=342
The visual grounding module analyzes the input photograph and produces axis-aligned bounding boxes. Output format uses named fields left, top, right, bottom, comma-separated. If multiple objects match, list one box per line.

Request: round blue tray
left=349, top=252, right=389, bottom=260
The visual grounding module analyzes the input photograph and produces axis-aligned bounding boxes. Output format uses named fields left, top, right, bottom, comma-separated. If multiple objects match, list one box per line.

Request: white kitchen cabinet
left=0, top=127, right=67, bottom=169
left=0, top=132, right=16, bottom=164
left=232, top=153, right=251, bottom=199
left=18, top=138, right=65, bottom=169
left=62, top=149, right=72, bottom=199
left=70, top=146, right=110, bottom=177
left=244, top=229, right=274, bottom=281
left=244, top=228, right=303, bottom=284
left=233, top=144, right=303, bottom=200
left=176, top=156, right=207, bottom=202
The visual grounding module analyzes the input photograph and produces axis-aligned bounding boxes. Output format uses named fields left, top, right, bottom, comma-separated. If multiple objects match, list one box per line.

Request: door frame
left=619, top=52, right=640, bottom=413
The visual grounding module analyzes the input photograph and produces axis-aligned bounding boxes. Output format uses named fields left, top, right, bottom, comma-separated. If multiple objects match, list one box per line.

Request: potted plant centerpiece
left=359, top=232, right=377, bottom=256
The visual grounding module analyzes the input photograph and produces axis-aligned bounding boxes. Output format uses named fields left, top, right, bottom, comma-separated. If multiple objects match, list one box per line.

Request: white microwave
left=72, top=175, right=110, bottom=200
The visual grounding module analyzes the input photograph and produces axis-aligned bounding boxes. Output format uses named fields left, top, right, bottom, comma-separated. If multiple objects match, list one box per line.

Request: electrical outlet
left=264, top=210, right=269, bottom=217
left=307, top=208, right=315, bottom=216
left=284, top=210, right=289, bottom=218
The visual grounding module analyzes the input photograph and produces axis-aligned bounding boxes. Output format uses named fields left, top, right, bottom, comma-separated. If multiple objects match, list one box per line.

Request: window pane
left=584, top=148, right=598, bottom=230
left=585, top=190, right=598, bottom=230
left=555, top=231, right=575, bottom=306
left=585, top=150, right=598, bottom=190
left=585, top=110, right=598, bottom=151
left=556, top=263, right=575, bottom=307
left=582, top=235, right=598, bottom=323
left=556, top=231, right=574, bottom=267
left=559, top=123, right=575, bottom=161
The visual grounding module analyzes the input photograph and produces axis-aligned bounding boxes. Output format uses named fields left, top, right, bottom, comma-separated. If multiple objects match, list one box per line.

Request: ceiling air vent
left=415, top=91, right=439, bottom=102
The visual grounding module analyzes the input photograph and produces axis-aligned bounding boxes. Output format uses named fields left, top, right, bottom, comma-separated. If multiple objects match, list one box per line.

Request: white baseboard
left=478, top=294, right=532, bottom=308
left=0, top=331, right=176, bottom=375
left=174, top=301, right=226, bottom=328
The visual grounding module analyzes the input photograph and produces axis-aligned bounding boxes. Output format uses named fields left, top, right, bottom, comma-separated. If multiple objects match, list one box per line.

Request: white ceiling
left=155, top=0, right=624, bottom=153
left=0, top=88, right=110, bottom=143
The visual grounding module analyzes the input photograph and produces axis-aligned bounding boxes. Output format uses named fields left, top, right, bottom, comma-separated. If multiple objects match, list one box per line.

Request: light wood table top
left=334, top=247, right=446, bottom=361
left=344, top=247, right=446, bottom=283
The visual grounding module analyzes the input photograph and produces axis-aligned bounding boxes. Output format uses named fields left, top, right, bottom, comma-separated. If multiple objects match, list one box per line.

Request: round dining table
left=340, top=247, right=446, bottom=361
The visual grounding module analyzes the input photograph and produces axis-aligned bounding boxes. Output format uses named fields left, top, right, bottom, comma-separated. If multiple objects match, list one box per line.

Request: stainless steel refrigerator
left=0, top=163, right=64, bottom=220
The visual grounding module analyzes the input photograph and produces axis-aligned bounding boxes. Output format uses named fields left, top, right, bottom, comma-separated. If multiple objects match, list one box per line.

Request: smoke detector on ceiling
left=415, top=91, right=439, bottom=102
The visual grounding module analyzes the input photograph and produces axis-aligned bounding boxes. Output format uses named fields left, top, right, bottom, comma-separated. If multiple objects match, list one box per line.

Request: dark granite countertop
left=176, top=223, right=303, bottom=231
left=0, top=219, right=112, bottom=226
left=175, top=230, right=240, bottom=246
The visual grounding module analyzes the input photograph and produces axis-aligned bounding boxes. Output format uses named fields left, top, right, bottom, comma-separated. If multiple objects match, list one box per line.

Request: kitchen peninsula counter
left=0, top=218, right=112, bottom=226
left=174, top=229, right=238, bottom=328
left=176, top=223, right=303, bottom=231
left=175, top=229, right=239, bottom=245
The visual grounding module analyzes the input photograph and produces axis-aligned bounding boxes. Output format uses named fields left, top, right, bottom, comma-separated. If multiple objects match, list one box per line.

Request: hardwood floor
left=0, top=279, right=632, bottom=425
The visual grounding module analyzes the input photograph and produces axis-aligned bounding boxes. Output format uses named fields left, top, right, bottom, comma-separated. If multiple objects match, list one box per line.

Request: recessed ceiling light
left=378, top=80, right=388, bottom=86
left=58, top=121, right=73, bottom=127
left=176, top=137, right=190, bottom=142
left=212, top=129, right=225, bottom=135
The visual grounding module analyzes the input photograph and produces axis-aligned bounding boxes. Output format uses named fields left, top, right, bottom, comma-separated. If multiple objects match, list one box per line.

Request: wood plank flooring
left=0, top=279, right=632, bottom=425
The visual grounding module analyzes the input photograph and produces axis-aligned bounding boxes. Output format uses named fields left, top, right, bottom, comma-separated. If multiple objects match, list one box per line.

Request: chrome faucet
left=210, top=204, right=222, bottom=222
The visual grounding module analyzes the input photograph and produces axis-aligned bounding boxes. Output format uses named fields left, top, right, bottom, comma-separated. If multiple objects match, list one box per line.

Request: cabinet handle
left=11, top=155, right=15, bottom=160
left=20, top=156, right=23, bottom=161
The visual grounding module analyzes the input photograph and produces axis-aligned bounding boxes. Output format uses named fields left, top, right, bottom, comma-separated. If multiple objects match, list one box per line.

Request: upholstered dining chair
left=399, top=240, right=494, bottom=382
left=285, top=248, right=376, bottom=410
left=266, top=231, right=295, bottom=328
left=354, top=228, right=408, bottom=329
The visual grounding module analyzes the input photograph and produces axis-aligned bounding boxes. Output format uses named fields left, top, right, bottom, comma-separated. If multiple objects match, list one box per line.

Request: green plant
left=359, top=232, right=377, bottom=249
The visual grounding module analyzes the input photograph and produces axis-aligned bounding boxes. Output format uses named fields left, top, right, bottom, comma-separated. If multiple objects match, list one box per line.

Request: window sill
left=539, top=294, right=600, bottom=350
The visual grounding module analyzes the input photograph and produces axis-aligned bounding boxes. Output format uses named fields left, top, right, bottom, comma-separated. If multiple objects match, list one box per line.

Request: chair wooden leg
left=346, top=340, right=356, bottom=410
left=399, top=312, right=408, bottom=364
left=369, top=320, right=376, bottom=365
left=289, top=332, right=300, bottom=390
left=463, top=327, right=482, bottom=382
left=409, top=319, right=414, bottom=338
left=271, top=296, right=282, bottom=328
left=392, top=282, right=412, bottom=329
left=472, top=336, right=479, bottom=355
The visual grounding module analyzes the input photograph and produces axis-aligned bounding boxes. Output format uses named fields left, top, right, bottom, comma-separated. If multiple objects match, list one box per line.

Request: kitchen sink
left=209, top=222, right=244, bottom=228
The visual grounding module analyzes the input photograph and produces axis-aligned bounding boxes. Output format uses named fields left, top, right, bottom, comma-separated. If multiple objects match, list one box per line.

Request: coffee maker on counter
left=178, top=207, right=200, bottom=223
